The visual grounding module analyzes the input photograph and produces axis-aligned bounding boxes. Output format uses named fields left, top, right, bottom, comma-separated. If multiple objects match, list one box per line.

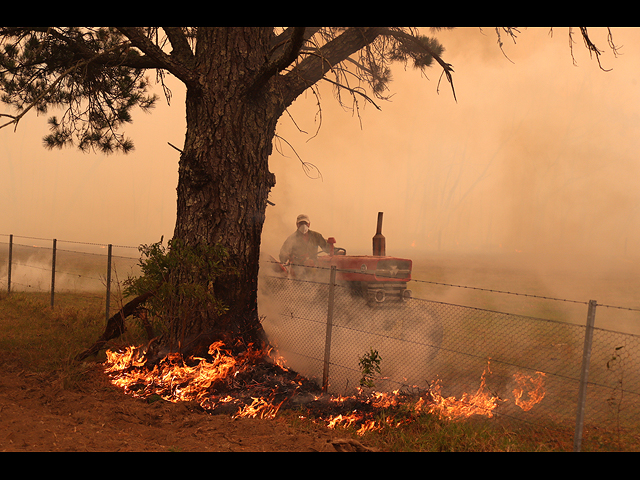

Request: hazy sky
left=2, top=27, right=639, bottom=268
left=266, top=27, right=640, bottom=263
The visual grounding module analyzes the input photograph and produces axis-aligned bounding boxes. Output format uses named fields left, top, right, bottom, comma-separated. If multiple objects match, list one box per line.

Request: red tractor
left=274, top=213, right=413, bottom=305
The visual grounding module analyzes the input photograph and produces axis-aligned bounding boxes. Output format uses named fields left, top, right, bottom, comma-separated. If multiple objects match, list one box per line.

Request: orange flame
left=426, top=363, right=502, bottom=420
left=357, top=420, right=383, bottom=436
left=326, top=414, right=384, bottom=437
left=234, top=397, right=284, bottom=420
left=513, top=372, right=547, bottom=412
left=105, top=342, right=240, bottom=406
left=371, top=390, right=402, bottom=409
left=327, top=414, right=360, bottom=430
left=105, top=344, right=548, bottom=434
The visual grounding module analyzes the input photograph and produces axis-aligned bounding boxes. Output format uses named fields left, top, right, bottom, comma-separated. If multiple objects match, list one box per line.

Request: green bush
left=123, top=239, right=234, bottom=337
left=359, top=348, right=383, bottom=389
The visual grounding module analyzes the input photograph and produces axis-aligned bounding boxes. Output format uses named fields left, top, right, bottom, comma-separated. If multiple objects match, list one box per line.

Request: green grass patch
left=0, top=291, right=148, bottom=387
left=281, top=404, right=640, bottom=452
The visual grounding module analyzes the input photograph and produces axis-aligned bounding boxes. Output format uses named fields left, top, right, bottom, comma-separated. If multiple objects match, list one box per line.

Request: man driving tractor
left=279, top=214, right=331, bottom=268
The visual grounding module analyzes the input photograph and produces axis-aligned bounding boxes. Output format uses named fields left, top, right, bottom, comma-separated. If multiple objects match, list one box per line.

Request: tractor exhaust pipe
left=373, top=212, right=386, bottom=257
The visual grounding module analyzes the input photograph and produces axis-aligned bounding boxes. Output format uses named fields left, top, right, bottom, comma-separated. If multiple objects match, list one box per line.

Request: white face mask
left=298, top=225, right=310, bottom=235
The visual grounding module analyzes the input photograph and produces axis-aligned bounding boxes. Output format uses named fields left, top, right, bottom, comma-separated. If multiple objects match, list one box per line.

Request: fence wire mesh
left=260, top=262, right=640, bottom=435
left=0, top=236, right=141, bottom=314
left=2, top=233, right=640, bottom=446
left=585, top=328, right=640, bottom=429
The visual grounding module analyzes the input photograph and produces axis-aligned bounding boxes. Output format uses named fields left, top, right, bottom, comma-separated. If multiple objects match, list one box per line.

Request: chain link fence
left=2, top=233, right=639, bottom=450
left=260, top=260, right=640, bottom=450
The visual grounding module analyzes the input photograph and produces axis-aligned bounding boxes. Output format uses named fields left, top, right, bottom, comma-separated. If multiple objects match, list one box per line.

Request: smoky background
left=2, top=27, right=640, bottom=333
left=261, top=27, right=640, bottom=338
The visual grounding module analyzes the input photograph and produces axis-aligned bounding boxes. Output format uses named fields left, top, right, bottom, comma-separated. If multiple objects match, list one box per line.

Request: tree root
left=75, top=292, right=155, bottom=362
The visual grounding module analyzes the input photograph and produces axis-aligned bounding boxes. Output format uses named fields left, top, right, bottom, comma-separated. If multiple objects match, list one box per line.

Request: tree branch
left=249, top=27, right=307, bottom=94
left=1, top=27, right=166, bottom=71
left=377, top=28, right=458, bottom=102
left=271, top=27, right=323, bottom=53
left=75, top=291, right=156, bottom=361
left=0, top=57, right=102, bottom=131
left=115, top=27, right=197, bottom=86
left=282, top=27, right=384, bottom=106
left=578, top=27, right=614, bottom=72
left=321, top=76, right=382, bottom=111
left=162, top=27, right=195, bottom=67
left=0, top=113, right=18, bottom=131
left=274, top=27, right=308, bottom=71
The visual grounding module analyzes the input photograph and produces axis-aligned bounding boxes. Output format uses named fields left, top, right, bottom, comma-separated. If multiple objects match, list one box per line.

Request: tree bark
left=170, top=28, right=281, bottom=354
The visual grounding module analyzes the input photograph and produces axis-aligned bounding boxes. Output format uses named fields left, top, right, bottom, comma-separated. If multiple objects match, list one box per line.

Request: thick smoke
left=261, top=28, right=640, bottom=336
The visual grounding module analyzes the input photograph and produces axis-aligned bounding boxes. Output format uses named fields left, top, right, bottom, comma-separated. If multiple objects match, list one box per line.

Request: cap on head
left=297, top=214, right=311, bottom=226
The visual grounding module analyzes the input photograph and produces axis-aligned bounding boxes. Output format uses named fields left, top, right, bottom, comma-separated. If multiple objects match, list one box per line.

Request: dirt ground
left=0, top=363, right=355, bottom=453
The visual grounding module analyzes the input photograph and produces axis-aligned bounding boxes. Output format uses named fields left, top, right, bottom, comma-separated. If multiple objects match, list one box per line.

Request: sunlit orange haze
left=2, top=29, right=639, bottom=307
left=1, top=28, right=637, bottom=260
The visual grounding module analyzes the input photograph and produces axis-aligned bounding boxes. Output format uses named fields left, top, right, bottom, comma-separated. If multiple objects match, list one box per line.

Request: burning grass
left=104, top=343, right=549, bottom=436
left=105, top=342, right=320, bottom=420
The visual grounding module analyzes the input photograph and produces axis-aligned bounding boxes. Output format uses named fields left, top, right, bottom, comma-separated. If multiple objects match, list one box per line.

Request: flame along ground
left=104, top=343, right=547, bottom=435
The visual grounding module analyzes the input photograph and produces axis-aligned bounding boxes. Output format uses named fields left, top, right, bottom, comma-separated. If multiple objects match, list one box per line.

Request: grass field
left=0, top=292, right=148, bottom=381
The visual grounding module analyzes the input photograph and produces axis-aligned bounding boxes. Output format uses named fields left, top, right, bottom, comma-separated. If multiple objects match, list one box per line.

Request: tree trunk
left=170, top=28, right=281, bottom=355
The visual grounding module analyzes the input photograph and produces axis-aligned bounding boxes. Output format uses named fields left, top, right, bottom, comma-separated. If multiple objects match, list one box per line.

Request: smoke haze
left=2, top=27, right=640, bottom=321
left=265, top=28, right=640, bottom=259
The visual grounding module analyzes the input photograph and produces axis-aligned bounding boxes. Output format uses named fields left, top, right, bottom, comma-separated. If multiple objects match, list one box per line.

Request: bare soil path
left=0, top=363, right=344, bottom=452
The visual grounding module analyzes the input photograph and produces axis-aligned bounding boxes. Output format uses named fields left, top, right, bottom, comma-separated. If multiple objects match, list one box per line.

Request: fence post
left=574, top=300, right=597, bottom=453
left=7, top=235, right=13, bottom=295
left=322, top=266, right=338, bottom=394
left=50, top=239, right=57, bottom=309
left=106, top=244, right=113, bottom=323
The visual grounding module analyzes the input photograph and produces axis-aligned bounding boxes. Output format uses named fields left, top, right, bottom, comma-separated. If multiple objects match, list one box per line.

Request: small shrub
left=359, top=348, right=383, bottom=389
left=123, top=238, right=234, bottom=337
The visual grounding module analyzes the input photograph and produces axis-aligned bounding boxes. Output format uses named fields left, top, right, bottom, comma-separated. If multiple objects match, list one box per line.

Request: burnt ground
left=0, top=362, right=359, bottom=453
